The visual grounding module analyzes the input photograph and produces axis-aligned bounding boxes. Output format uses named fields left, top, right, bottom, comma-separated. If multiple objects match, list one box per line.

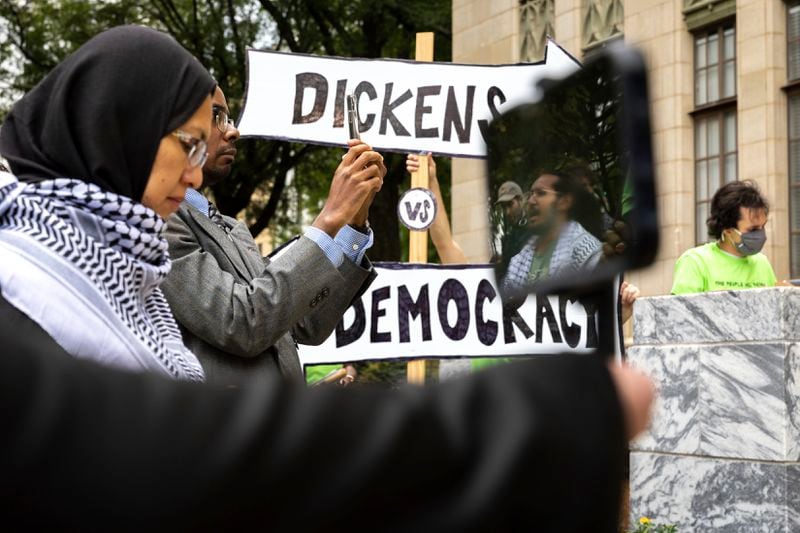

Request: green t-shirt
left=470, top=357, right=514, bottom=372
left=527, top=241, right=555, bottom=283
left=304, top=363, right=343, bottom=385
left=671, top=242, right=777, bottom=295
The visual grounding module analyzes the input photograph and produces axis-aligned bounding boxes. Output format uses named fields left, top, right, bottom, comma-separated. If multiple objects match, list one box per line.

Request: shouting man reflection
left=504, top=171, right=603, bottom=291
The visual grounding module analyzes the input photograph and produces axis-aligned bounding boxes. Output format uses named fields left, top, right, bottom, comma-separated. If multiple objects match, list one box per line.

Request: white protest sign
left=297, top=263, right=601, bottom=367
left=238, top=40, right=580, bottom=158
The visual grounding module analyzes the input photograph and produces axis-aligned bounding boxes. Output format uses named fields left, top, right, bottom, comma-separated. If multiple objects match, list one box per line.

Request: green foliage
left=0, top=0, right=143, bottom=110
left=354, top=359, right=439, bottom=388
left=0, top=0, right=453, bottom=261
left=626, top=517, right=678, bottom=533
left=0, top=1, right=454, bottom=387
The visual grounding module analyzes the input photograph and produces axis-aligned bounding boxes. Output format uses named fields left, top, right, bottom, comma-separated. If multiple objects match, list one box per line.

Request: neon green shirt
left=304, top=363, right=343, bottom=385
left=470, top=357, right=514, bottom=372
left=671, top=242, right=777, bottom=295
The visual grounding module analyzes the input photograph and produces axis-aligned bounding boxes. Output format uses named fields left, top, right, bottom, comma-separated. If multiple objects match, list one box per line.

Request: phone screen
left=347, top=94, right=360, bottom=140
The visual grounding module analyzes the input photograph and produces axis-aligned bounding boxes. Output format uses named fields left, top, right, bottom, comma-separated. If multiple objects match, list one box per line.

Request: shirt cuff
left=335, top=224, right=373, bottom=265
left=304, top=226, right=344, bottom=268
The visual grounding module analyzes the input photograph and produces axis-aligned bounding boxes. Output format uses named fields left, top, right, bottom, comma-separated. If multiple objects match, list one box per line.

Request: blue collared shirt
left=184, top=187, right=210, bottom=215
left=183, top=189, right=372, bottom=267
left=305, top=224, right=373, bottom=267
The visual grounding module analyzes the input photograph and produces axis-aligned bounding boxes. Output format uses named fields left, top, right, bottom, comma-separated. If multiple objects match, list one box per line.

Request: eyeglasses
left=213, top=108, right=235, bottom=133
left=172, top=130, right=208, bottom=168
left=525, top=188, right=558, bottom=199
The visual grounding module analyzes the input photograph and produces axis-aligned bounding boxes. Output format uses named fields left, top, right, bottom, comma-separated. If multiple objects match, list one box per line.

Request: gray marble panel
left=632, top=295, right=657, bottom=343
left=438, top=359, right=472, bottom=381
left=630, top=343, right=799, bottom=461
left=628, top=345, right=700, bottom=455
left=787, top=344, right=800, bottom=460
left=700, top=343, right=788, bottom=461
left=632, top=288, right=799, bottom=346
left=630, top=452, right=800, bottom=532
left=781, top=289, right=800, bottom=339
left=789, top=465, right=800, bottom=528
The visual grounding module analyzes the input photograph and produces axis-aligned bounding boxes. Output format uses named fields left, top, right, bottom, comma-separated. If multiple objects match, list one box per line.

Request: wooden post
left=407, top=32, right=434, bottom=386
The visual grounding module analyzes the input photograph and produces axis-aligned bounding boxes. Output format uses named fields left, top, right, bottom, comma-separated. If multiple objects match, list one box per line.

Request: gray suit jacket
left=161, top=204, right=376, bottom=386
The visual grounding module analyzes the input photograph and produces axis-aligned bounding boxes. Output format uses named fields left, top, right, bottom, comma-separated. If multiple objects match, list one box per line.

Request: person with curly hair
left=671, top=180, right=776, bottom=295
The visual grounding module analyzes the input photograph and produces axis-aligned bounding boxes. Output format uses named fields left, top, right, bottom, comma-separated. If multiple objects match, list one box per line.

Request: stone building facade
left=452, top=0, right=800, bottom=296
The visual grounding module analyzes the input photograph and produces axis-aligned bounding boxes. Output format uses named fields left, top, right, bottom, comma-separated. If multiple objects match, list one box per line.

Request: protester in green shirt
left=305, top=364, right=357, bottom=387
left=672, top=180, right=777, bottom=295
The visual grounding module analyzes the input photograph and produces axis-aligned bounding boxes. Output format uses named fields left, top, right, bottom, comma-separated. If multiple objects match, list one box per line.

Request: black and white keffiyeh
left=0, top=173, right=204, bottom=381
left=504, top=220, right=603, bottom=292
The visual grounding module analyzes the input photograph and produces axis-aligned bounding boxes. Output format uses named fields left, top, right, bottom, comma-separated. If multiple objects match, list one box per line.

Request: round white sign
left=397, top=188, right=438, bottom=231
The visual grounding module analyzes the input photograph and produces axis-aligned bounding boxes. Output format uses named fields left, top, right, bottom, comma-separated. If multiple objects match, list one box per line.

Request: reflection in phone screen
left=487, top=56, right=632, bottom=298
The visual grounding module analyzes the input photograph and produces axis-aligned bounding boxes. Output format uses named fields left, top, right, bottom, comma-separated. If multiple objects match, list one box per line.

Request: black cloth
left=0, top=292, right=625, bottom=531
left=0, top=25, right=215, bottom=201
left=500, top=222, right=529, bottom=272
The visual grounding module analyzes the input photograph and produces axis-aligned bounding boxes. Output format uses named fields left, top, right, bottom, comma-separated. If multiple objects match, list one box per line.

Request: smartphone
left=347, top=94, right=361, bottom=140
left=485, top=44, right=656, bottom=360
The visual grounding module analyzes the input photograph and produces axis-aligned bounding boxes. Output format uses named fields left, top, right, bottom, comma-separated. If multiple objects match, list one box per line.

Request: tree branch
left=257, top=0, right=300, bottom=52
left=305, top=2, right=337, bottom=56
left=249, top=143, right=315, bottom=237
left=225, top=0, right=246, bottom=80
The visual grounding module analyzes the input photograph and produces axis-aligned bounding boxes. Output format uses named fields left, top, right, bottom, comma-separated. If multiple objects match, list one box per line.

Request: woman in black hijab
left=0, top=25, right=215, bottom=380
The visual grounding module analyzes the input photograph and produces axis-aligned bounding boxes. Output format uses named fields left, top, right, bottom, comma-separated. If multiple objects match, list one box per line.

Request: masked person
left=671, top=180, right=776, bottom=295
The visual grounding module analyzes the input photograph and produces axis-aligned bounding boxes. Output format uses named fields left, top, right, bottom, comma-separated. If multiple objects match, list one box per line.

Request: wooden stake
left=407, top=32, right=434, bottom=386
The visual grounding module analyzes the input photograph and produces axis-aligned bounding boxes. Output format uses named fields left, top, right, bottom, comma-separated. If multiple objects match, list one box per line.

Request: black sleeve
left=0, top=298, right=624, bottom=531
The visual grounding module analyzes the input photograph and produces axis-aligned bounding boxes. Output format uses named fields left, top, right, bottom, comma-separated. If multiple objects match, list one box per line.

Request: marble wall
left=628, top=288, right=800, bottom=531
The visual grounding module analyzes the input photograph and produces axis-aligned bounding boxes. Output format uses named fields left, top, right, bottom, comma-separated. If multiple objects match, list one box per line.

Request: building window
left=694, top=26, right=736, bottom=106
left=520, top=0, right=555, bottom=63
left=693, top=23, right=736, bottom=244
left=789, top=1, right=800, bottom=81
left=789, top=93, right=800, bottom=276
left=694, top=111, right=737, bottom=244
left=789, top=2, right=800, bottom=276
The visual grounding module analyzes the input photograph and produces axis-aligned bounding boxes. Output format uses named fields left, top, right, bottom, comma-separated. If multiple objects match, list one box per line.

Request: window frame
left=692, top=20, right=737, bottom=245
left=789, top=91, right=800, bottom=276
left=693, top=23, right=736, bottom=109
left=788, top=2, right=800, bottom=276
left=788, top=0, right=800, bottom=82
left=693, top=109, right=738, bottom=245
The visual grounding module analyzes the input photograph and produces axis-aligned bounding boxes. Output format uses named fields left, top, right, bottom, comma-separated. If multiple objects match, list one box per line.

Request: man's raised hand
left=313, top=139, right=386, bottom=236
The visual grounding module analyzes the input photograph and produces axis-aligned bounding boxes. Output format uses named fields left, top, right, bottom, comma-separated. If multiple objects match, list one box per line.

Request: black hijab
left=0, top=25, right=216, bottom=202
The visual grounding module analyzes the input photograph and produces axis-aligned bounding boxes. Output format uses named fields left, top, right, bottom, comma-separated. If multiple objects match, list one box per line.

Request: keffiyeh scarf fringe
left=0, top=174, right=204, bottom=381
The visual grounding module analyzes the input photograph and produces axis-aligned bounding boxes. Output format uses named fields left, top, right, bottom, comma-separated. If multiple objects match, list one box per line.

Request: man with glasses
left=161, top=86, right=384, bottom=386
left=503, top=171, right=603, bottom=292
